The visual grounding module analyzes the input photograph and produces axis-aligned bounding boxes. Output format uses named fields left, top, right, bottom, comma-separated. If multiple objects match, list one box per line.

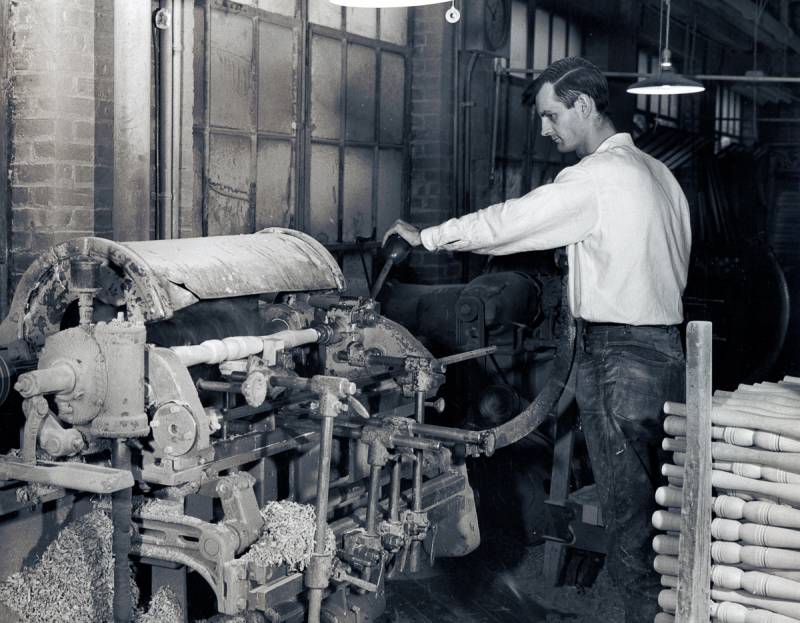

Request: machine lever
left=370, top=234, right=411, bottom=300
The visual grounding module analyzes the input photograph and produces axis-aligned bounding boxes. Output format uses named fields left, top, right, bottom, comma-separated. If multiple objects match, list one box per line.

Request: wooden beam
left=676, top=321, right=713, bottom=623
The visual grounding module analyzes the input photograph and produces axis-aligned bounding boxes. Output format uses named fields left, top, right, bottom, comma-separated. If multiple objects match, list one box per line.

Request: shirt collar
left=594, top=133, right=634, bottom=154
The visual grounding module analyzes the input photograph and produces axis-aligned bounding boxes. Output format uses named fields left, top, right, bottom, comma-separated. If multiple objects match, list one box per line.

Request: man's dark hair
left=527, top=57, right=609, bottom=113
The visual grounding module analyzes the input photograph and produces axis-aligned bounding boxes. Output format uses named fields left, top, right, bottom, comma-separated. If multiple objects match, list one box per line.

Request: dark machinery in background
left=0, top=228, right=576, bottom=623
left=634, top=129, right=790, bottom=390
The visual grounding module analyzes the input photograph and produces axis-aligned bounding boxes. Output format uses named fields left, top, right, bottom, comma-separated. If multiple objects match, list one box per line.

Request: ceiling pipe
left=113, top=0, right=152, bottom=242
left=508, top=67, right=800, bottom=84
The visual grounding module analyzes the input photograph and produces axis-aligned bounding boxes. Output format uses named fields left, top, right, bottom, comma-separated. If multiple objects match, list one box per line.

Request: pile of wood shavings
left=239, top=500, right=336, bottom=572
left=135, top=587, right=182, bottom=623
left=0, top=508, right=140, bottom=623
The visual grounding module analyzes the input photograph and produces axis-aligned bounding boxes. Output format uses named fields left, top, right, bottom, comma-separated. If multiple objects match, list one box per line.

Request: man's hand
left=382, top=219, right=422, bottom=248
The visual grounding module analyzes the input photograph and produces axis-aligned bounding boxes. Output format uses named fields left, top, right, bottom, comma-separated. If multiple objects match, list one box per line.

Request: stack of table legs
left=653, top=375, right=800, bottom=623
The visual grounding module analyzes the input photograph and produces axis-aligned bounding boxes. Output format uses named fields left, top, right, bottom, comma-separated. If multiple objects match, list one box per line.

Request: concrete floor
left=380, top=534, right=624, bottom=623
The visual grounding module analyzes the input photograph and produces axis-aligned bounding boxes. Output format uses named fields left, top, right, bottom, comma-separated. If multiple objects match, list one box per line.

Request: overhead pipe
left=113, top=0, right=152, bottom=242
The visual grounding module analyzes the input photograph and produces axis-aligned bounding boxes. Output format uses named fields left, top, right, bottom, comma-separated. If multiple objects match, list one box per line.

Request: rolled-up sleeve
left=420, top=165, right=599, bottom=255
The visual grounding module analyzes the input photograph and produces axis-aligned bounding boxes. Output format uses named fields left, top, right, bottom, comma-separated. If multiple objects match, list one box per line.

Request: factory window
left=635, top=50, right=680, bottom=127
left=308, top=4, right=409, bottom=244
left=715, top=86, right=741, bottom=150
left=531, top=8, right=582, bottom=70
left=195, top=0, right=410, bottom=247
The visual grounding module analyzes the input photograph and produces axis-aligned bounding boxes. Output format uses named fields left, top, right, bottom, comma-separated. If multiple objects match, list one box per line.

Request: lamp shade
left=329, top=0, right=449, bottom=6
left=627, top=65, right=705, bottom=95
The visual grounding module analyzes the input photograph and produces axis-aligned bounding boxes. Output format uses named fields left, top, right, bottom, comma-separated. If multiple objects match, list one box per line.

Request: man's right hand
left=382, top=219, right=422, bottom=248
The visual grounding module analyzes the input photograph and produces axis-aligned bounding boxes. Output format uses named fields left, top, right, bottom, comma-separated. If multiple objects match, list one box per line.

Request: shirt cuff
left=420, top=226, right=439, bottom=251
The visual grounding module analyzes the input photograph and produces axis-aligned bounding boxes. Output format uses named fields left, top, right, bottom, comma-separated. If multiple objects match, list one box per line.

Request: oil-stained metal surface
left=0, top=229, right=344, bottom=346
left=123, top=228, right=344, bottom=299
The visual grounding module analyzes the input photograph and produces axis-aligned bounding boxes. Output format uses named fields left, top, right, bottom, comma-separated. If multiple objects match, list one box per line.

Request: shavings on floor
left=135, top=587, right=183, bottom=623
left=239, top=500, right=336, bottom=572
left=0, top=508, right=140, bottom=623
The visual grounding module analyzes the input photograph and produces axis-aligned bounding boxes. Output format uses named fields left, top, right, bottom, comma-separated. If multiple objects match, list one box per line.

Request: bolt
left=236, top=598, right=247, bottom=611
left=164, top=445, right=174, bottom=454
left=150, top=420, right=160, bottom=428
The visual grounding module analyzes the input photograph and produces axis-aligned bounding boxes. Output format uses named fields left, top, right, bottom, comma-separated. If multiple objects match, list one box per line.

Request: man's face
left=535, top=82, right=587, bottom=156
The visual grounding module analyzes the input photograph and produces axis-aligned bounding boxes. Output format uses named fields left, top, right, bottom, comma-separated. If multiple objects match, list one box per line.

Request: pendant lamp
left=627, top=0, right=704, bottom=95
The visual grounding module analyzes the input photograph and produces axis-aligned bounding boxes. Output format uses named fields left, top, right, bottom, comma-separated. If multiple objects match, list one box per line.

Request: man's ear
left=576, top=93, right=594, bottom=118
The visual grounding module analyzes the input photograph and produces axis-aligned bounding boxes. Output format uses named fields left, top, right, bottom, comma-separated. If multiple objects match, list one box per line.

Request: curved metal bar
left=132, top=542, right=222, bottom=606
left=489, top=269, right=577, bottom=450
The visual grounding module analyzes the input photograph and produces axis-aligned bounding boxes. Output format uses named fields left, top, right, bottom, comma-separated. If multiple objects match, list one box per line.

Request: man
left=383, top=56, right=691, bottom=621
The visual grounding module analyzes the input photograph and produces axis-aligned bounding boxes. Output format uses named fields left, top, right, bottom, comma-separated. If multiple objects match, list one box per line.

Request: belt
left=583, top=322, right=676, bottom=332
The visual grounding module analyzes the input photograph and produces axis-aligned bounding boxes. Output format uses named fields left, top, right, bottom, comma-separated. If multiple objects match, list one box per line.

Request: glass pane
left=209, top=10, right=253, bottom=130
left=346, top=44, right=376, bottom=142
left=551, top=15, right=567, bottom=62
left=376, top=148, right=403, bottom=239
left=309, top=0, right=341, bottom=29
left=311, top=35, right=342, bottom=139
left=309, top=143, right=340, bottom=243
left=259, top=0, right=295, bottom=16
left=380, top=52, right=404, bottom=145
left=343, top=147, right=373, bottom=242
left=533, top=9, right=549, bottom=70
left=346, top=7, right=376, bottom=38
left=256, top=139, right=294, bottom=230
left=636, top=51, right=647, bottom=111
left=380, top=8, right=407, bottom=45
left=259, top=22, right=295, bottom=134
left=568, top=23, right=582, bottom=56
left=510, top=0, right=528, bottom=70
left=207, top=133, right=252, bottom=236
left=715, top=88, right=721, bottom=133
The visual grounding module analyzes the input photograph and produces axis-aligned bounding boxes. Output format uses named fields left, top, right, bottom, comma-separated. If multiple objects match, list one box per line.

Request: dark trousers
left=576, top=324, right=685, bottom=623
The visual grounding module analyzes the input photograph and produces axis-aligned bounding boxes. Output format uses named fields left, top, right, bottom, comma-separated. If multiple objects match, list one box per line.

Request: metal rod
left=409, top=390, right=426, bottom=573
left=407, top=421, right=483, bottom=444
left=366, top=465, right=382, bottom=534
left=196, top=379, right=242, bottom=394
left=307, top=411, right=335, bottom=623
left=505, top=67, right=800, bottom=84
left=158, top=0, right=174, bottom=240
left=112, top=441, right=133, bottom=623
left=389, top=459, right=402, bottom=522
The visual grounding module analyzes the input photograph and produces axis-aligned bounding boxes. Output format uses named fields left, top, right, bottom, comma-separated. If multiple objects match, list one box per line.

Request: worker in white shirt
left=383, top=56, right=691, bottom=622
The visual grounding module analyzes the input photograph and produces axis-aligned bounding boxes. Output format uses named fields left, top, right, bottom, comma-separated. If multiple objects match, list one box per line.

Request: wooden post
left=676, top=321, right=713, bottom=622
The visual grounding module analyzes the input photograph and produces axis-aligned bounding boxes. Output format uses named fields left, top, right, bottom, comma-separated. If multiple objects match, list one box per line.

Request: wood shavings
left=239, top=500, right=336, bottom=572
left=134, top=497, right=183, bottom=517
left=134, top=587, right=182, bottom=623
left=0, top=508, right=140, bottom=623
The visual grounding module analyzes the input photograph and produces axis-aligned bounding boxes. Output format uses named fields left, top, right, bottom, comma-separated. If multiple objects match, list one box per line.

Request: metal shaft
left=307, top=413, right=335, bottom=623
left=409, top=390, right=426, bottom=573
left=366, top=464, right=382, bottom=535
left=112, top=440, right=133, bottom=623
left=389, top=459, right=402, bottom=522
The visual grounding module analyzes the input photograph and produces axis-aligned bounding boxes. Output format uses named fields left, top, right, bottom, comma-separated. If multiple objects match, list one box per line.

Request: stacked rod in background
left=653, top=373, right=800, bottom=623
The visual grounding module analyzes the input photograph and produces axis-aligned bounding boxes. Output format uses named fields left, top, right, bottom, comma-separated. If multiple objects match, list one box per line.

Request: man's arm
left=383, top=165, right=599, bottom=255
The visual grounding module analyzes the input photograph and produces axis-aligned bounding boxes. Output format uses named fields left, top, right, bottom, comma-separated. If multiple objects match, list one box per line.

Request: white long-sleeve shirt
left=420, top=133, right=691, bottom=325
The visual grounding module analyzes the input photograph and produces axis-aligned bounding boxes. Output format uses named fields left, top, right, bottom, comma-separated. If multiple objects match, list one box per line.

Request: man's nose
left=540, top=119, right=552, bottom=136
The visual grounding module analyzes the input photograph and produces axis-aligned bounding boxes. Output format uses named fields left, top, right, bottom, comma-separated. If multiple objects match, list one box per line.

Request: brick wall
left=407, top=5, right=460, bottom=283
left=8, top=0, right=112, bottom=289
